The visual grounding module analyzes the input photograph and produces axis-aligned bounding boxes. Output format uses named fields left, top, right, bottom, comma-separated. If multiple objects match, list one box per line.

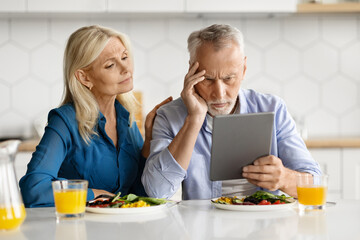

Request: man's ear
left=242, top=56, right=247, bottom=77
left=74, top=69, right=93, bottom=90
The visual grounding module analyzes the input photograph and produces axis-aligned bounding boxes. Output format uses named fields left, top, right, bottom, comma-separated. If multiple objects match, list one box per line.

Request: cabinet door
left=108, top=0, right=184, bottom=12
left=309, top=149, right=342, bottom=200
left=186, top=0, right=297, bottom=13
left=27, top=0, right=106, bottom=12
left=0, top=0, right=26, bottom=12
left=342, top=149, right=360, bottom=200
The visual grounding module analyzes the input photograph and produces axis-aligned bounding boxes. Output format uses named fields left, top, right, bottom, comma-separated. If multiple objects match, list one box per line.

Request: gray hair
left=187, top=24, right=244, bottom=62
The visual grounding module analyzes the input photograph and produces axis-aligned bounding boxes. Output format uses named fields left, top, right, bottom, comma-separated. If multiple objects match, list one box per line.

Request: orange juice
left=53, top=189, right=87, bottom=214
left=0, top=204, right=26, bottom=230
left=297, top=185, right=327, bottom=205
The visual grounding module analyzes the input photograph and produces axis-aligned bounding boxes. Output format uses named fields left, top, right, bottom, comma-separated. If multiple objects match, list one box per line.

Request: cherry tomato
left=258, top=200, right=271, bottom=205
left=273, top=200, right=281, bottom=205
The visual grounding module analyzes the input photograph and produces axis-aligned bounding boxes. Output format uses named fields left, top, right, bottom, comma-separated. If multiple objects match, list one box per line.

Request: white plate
left=211, top=198, right=297, bottom=212
left=86, top=203, right=168, bottom=214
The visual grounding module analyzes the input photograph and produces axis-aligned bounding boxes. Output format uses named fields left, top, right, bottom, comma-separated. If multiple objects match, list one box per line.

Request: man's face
left=194, top=41, right=247, bottom=116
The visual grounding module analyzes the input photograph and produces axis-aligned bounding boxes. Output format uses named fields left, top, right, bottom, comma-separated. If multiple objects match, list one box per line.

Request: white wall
left=0, top=14, right=359, bottom=139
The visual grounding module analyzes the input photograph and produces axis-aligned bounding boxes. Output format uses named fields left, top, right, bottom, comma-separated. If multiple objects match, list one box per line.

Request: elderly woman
left=19, top=25, right=171, bottom=207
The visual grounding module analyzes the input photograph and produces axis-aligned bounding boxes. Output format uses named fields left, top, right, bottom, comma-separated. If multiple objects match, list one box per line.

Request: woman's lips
left=120, top=77, right=131, bottom=84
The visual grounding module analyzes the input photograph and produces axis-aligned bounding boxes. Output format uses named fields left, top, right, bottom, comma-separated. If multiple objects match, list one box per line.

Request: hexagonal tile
left=128, top=20, right=166, bottom=49
left=283, top=76, right=320, bottom=116
left=283, top=16, right=319, bottom=48
left=204, top=19, right=242, bottom=34
left=322, top=76, right=357, bottom=114
left=265, top=43, right=300, bottom=82
left=0, top=112, right=29, bottom=138
left=0, top=83, right=10, bottom=113
left=132, top=45, right=147, bottom=79
left=303, top=43, right=338, bottom=81
left=341, top=42, right=360, bottom=81
left=11, top=19, right=48, bottom=49
left=50, top=79, right=64, bottom=107
left=148, top=43, right=188, bottom=82
left=242, top=76, right=282, bottom=98
left=322, top=16, right=357, bottom=48
left=168, top=19, right=203, bottom=50
left=244, top=19, right=280, bottom=48
left=340, top=108, right=360, bottom=136
left=306, top=109, right=339, bottom=137
left=243, top=43, right=262, bottom=80
left=0, top=20, right=9, bottom=45
left=88, top=19, right=128, bottom=34
left=0, top=43, right=29, bottom=83
left=134, top=77, right=168, bottom=115
left=12, top=78, right=50, bottom=117
left=169, top=78, right=183, bottom=100
left=50, top=19, right=89, bottom=47
left=31, top=43, right=63, bottom=83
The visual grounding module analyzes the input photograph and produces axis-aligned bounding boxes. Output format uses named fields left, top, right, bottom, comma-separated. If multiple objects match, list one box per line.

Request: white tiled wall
left=0, top=15, right=359, bottom=139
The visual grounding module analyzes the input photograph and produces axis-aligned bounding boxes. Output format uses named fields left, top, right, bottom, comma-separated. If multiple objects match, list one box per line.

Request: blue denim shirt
left=20, top=100, right=146, bottom=207
left=142, top=89, right=321, bottom=200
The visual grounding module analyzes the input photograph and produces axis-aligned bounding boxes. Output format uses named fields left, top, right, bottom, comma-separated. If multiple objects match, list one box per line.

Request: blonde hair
left=187, top=24, right=245, bottom=63
left=61, top=25, right=138, bottom=144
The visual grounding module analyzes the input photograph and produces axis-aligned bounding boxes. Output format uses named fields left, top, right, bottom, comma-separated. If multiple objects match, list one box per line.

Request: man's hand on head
left=242, top=155, right=298, bottom=197
left=181, top=62, right=208, bottom=121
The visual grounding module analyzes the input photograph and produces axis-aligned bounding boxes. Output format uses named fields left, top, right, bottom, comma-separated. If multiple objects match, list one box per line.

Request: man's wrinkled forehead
left=192, top=40, right=244, bottom=63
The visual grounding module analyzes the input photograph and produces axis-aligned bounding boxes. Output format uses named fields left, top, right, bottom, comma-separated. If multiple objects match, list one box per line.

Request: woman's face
left=85, top=37, right=133, bottom=99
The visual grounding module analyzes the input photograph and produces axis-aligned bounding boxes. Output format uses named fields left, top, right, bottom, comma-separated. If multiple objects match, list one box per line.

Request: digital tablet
left=210, top=112, right=274, bottom=181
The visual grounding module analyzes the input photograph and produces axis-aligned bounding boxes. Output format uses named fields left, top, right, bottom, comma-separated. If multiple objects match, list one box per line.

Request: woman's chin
left=117, top=83, right=133, bottom=94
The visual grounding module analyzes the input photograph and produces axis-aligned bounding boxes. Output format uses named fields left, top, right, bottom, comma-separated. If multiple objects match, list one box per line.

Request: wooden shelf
left=305, top=137, right=360, bottom=148
left=298, top=3, right=360, bottom=13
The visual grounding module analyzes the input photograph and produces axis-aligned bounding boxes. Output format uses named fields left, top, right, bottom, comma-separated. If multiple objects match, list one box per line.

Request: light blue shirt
left=142, top=89, right=321, bottom=200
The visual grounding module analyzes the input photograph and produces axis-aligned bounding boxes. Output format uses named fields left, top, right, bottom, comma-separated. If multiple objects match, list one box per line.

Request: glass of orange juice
left=52, top=180, right=88, bottom=220
left=296, top=174, right=328, bottom=211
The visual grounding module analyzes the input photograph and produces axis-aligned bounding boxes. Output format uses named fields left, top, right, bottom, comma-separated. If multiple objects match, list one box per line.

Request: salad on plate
left=87, top=192, right=167, bottom=208
left=86, top=193, right=170, bottom=214
left=211, top=191, right=296, bottom=211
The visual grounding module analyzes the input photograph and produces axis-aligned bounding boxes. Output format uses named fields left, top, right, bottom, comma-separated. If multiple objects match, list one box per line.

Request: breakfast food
left=86, top=193, right=166, bottom=208
left=212, top=190, right=293, bottom=205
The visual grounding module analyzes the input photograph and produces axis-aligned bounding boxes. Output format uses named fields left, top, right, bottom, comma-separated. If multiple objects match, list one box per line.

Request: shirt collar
left=239, top=89, right=248, bottom=114
left=98, top=99, right=130, bottom=126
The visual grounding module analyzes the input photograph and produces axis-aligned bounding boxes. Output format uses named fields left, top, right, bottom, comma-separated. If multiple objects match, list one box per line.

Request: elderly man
left=142, top=24, right=321, bottom=200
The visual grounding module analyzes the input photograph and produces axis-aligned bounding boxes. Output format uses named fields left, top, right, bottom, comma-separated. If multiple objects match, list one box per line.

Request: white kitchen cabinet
left=342, top=149, right=360, bottom=200
left=27, top=0, right=106, bottom=12
left=186, top=0, right=297, bottom=13
left=108, top=0, right=184, bottom=12
left=1, top=0, right=297, bottom=14
left=0, top=0, right=26, bottom=12
left=309, top=149, right=342, bottom=201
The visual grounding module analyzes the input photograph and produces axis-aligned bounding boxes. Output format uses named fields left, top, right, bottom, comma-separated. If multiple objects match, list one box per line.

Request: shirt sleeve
left=141, top=108, right=187, bottom=199
left=19, top=111, right=94, bottom=207
left=275, top=100, right=322, bottom=176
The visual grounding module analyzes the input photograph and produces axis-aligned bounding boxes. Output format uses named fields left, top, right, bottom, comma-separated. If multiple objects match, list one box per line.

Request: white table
left=2, top=200, right=360, bottom=240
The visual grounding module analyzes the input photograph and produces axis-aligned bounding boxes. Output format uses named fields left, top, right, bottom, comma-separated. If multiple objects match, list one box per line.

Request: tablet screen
left=210, top=112, right=274, bottom=181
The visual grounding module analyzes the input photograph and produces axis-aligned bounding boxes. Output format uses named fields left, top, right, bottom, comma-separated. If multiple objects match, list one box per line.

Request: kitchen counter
left=2, top=199, right=359, bottom=240
left=18, top=137, right=360, bottom=152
